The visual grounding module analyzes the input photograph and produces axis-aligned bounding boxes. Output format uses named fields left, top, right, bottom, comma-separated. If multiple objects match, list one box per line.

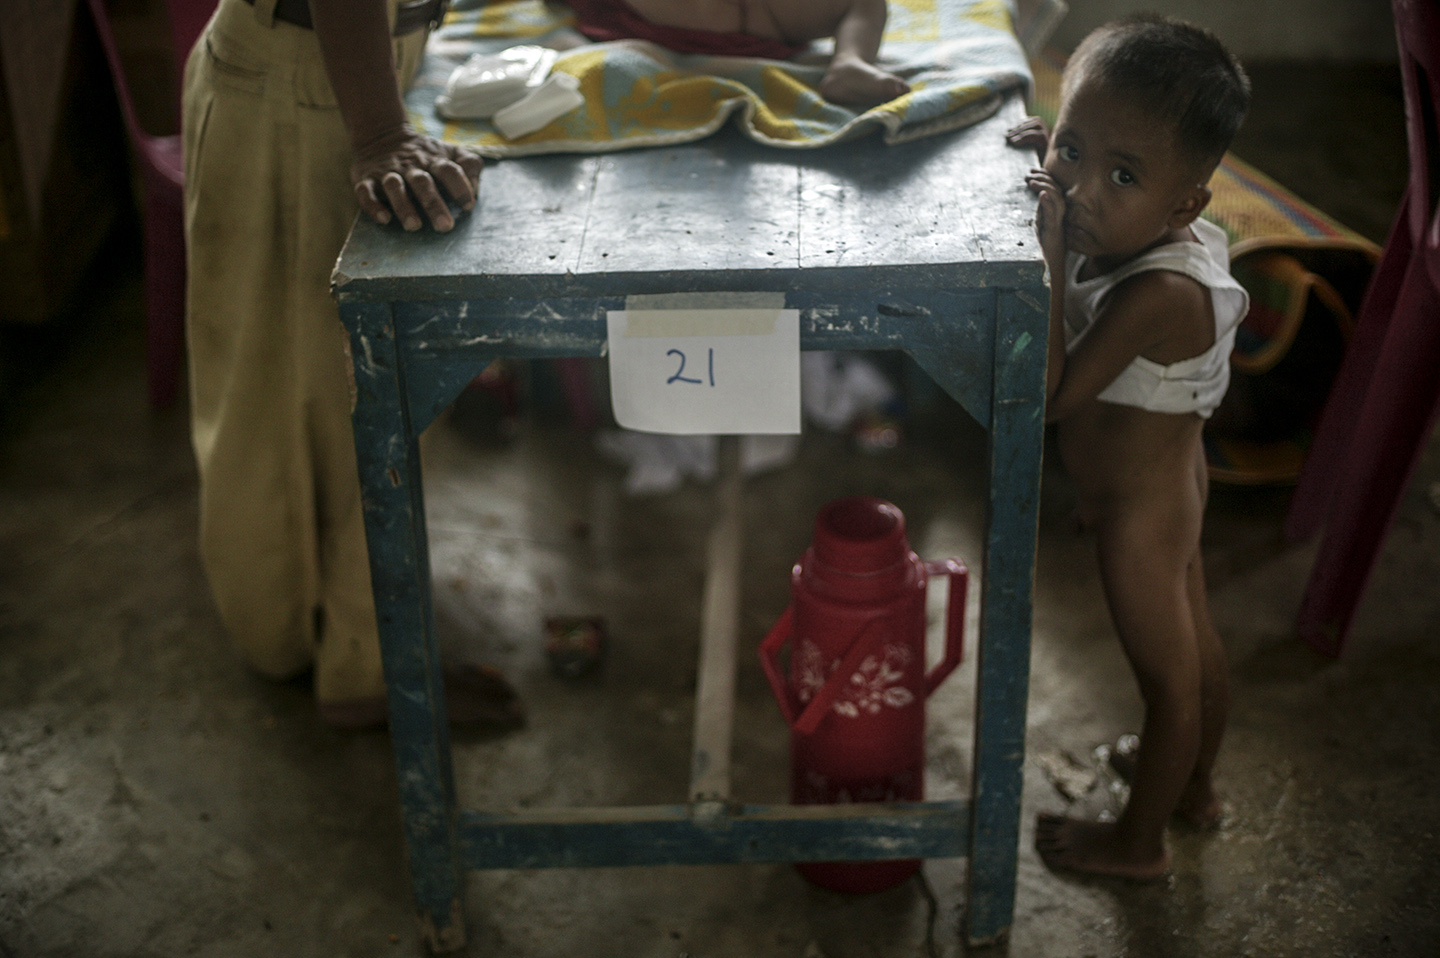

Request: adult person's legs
left=183, top=0, right=520, bottom=727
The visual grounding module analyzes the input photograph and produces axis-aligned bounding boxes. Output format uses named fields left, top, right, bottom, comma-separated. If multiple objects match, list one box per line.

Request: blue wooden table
left=334, top=94, right=1047, bottom=953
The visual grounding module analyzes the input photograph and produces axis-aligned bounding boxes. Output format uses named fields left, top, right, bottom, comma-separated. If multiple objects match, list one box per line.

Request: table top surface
left=334, top=96, right=1044, bottom=304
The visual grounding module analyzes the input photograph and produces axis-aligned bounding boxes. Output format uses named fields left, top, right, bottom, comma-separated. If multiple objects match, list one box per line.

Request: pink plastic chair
left=85, top=0, right=216, bottom=408
left=1283, top=0, right=1440, bottom=656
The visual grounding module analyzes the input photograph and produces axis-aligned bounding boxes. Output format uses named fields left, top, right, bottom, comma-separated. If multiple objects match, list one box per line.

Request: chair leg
left=1293, top=256, right=1440, bottom=655
left=143, top=187, right=187, bottom=409
left=1284, top=190, right=1413, bottom=543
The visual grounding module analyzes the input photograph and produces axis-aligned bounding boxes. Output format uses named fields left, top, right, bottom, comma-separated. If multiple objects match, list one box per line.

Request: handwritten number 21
left=666, top=348, right=715, bottom=387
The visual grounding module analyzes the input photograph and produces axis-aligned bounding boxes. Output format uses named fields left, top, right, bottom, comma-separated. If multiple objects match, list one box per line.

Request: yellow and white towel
left=410, top=0, right=1032, bottom=157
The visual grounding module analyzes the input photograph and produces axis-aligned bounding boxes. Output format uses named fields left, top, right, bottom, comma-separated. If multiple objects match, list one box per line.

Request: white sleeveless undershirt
left=1063, top=217, right=1250, bottom=418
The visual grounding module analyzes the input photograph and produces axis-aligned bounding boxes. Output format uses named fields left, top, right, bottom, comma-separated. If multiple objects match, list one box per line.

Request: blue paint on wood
left=965, top=286, right=1047, bottom=946
left=460, top=801, right=970, bottom=869
left=332, top=118, right=1043, bottom=303
left=335, top=94, right=1048, bottom=952
left=343, top=300, right=467, bottom=945
left=395, top=288, right=998, bottom=433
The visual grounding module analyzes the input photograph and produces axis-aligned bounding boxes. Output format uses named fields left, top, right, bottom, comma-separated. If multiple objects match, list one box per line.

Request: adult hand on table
left=352, top=125, right=484, bottom=233
left=311, top=0, right=483, bottom=234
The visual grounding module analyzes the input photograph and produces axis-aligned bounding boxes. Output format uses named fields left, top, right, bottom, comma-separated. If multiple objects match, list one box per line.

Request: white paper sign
left=606, top=308, right=801, bottom=435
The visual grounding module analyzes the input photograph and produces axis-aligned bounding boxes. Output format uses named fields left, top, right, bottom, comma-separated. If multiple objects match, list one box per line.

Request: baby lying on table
left=566, top=0, right=911, bottom=107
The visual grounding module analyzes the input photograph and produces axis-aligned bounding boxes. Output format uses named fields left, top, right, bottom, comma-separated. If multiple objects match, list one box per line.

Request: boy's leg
left=1036, top=493, right=1204, bottom=879
left=1111, top=552, right=1228, bottom=827
left=1178, top=455, right=1228, bottom=827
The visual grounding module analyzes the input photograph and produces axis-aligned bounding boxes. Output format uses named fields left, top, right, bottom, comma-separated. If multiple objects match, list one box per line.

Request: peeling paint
left=520, top=301, right=572, bottom=323
left=1010, top=332, right=1032, bottom=360
left=877, top=302, right=932, bottom=319
left=437, top=336, right=506, bottom=348
left=1015, top=290, right=1045, bottom=313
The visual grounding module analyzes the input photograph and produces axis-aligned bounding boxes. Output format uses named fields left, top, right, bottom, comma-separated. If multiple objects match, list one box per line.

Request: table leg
left=343, top=301, right=469, bottom=952
left=966, top=288, right=1046, bottom=946
left=690, top=436, right=743, bottom=803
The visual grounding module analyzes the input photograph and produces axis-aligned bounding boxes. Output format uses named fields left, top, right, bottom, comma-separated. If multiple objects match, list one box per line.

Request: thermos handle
left=759, top=606, right=800, bottom=727
left=759, top=607, right=889, bottom=736
left=923, top=558, right=968, bottom=697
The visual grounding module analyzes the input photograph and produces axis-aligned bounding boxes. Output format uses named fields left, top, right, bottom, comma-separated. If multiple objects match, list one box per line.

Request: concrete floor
left=3, top=60, right=1437, bottom=958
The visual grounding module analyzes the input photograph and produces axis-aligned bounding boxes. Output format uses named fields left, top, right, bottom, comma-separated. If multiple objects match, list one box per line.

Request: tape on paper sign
left=606, top=307, right=801, bottom=435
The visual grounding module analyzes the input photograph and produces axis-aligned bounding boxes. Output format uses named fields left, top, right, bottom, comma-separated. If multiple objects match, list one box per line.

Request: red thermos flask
left=759, top=496, right=967, bottom=893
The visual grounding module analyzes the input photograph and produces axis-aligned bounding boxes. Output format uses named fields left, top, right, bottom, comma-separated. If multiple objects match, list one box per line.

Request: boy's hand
left=1025, top=166, right=1068, bottom=409
left=1005, top=116, right=1050, bottom=159
left=351, top=126, right=484, bottom=233
left=1025, top=167, right=1067, bottom=277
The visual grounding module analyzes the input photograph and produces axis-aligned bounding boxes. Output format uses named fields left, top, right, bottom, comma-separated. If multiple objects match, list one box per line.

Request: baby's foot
left=1034, top=813, right=1170, bottom=881
left=819, top=59, right=911, bottom=108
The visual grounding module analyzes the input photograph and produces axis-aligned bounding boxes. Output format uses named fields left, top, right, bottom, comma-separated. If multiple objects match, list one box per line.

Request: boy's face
left=1044, top=75, right=1210, bottom=271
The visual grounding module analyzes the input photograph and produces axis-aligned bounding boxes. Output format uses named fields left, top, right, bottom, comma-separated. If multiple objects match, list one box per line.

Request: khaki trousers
left=181, top=0, right=426, bottom=703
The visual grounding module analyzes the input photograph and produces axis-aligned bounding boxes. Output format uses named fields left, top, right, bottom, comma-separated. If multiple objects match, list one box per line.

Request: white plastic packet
left=492, top=72, right=585, bottom=140
left=435, top=45, right=559, bottom=120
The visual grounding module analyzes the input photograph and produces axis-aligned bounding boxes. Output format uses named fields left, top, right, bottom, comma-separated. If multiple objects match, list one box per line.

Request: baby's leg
left=820, top=0, right=910, bottom=106
left=1036, top=490, right=1204, bottom=880
left=819, top=58, right=910, bottom=107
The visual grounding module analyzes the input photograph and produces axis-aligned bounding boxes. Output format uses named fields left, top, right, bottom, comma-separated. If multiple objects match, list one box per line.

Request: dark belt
left=242, top=0, right=449, bottom=36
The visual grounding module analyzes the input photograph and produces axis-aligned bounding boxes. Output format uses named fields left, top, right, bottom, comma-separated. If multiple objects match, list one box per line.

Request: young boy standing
left=1005, top=15, right=1251, bottom=879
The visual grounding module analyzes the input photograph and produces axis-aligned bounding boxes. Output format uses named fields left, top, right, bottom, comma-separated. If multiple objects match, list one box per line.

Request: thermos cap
left=811, top=496, right=909, bottom=577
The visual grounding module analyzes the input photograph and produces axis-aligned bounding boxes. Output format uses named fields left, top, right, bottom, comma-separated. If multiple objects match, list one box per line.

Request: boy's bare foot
left=1034, top=813, right=1170, bottom=881
left=819, top=59, right=911, bottom=108
left=1107, top=737, right=1225, bottom=830
left=1173, top=788, right=1225, bottom=831
left=1107, top=734, right=1140, bottom=783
